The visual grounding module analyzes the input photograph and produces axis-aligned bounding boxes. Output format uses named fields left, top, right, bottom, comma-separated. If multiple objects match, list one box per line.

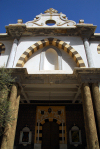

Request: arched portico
left=16, top=38, right=86, bottom=68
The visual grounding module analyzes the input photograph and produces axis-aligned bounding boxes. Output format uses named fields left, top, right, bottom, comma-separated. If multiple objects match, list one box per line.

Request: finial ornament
left=44, top=8, right=58, bottom=14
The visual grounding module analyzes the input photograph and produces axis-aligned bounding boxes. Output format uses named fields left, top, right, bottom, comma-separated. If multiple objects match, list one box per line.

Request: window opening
left=46, top=20, right=56, bottom=26
left=69, top=125, right=82, bottom=147
left=19, top=127, right=32, bottom=146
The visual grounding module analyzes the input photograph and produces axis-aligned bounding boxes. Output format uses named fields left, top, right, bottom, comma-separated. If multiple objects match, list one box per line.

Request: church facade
left=0, top=8, right=100, bottom=149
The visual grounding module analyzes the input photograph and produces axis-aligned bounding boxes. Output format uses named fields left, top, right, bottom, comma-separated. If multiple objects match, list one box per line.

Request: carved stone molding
left=37, top=106, right=65, bottom=123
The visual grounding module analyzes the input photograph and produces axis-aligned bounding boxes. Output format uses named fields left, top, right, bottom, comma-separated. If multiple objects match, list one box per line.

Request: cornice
left=0, top=24, right=96, bottom=40
left=74, top=68, right=100, bottom=84
left=2, top=68, right=100, bottom=85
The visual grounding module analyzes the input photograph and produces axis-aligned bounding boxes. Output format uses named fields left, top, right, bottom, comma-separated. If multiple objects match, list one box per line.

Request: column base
left=60, top=144, right=67, bottom=149
left=34, top=144, right=41, bottom=149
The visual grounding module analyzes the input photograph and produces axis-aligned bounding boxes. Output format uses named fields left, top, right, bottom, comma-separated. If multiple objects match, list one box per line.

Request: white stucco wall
left=14, top=36, right=88, bottom=74
left=23, top=46, right=77, bottom=74
left=0, top=36, right=89, bottom=73
left=90, top=41, right=100, bottom=67
left=1, top=36, right=100, bottom=73
left=24, top=48, right=42, bottom=72
left=64, top=36, right=88, bottom=68
left=61, top=48, right=77, bottom=73
left=0, top=40, right=13, bottom=67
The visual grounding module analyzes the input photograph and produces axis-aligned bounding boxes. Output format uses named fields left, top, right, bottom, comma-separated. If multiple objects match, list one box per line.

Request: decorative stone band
left=0, top=42, right=5, bottom=55
left=16, top=38, right=86, bottom=68
left=36, top=118, right=65, bottom=144
left=97, top=44, right=100, bottom=54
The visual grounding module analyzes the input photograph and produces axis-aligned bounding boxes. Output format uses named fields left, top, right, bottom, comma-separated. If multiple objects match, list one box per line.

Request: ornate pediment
left=25, top=8, right=76, bottom=27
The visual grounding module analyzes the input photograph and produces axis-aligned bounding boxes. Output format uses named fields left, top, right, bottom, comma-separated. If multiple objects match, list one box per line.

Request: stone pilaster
left=7, top=39, right=18, bottom=68
left=81, top=83, right=99, bottom=149
left=92, top=83, right=100, bottom=142
left=1, top=83, right=20, bottom=149
left=83, top=38, right=94, bottom=68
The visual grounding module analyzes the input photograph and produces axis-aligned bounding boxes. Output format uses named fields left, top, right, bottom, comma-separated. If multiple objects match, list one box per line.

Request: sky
left=0, top=0, right=100, bottom=33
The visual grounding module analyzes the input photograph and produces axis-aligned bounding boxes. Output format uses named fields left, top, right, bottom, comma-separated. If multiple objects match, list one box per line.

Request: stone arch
left=40, top=118, right=61, bottom=125
left=36, top=118, right=65, bottom=144
left=16, top=38, right=86, bottom=68
left=97, top=44, right=100, bottom=54
left=0, top=42, right=5, bottom=55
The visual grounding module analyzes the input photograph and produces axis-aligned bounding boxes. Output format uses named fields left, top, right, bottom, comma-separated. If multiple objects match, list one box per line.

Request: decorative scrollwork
left=57, top=19, right=76, bottom=26
left=60, top=13, right=68, bottom=21
left=25, top=14, right=43, bottom=26
left=34, top=14, right=41, bottom=22
left=25, top=8, right=76, bottom=27
left=37, top=107, right=65, bottom=123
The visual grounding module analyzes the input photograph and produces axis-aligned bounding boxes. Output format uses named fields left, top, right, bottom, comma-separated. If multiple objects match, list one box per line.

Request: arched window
left=40, top=46, right=62, bottom=70
left=19, top=127, right=32, bottom=146
left=0, top=42, right=5, bottom=55
left=44, top=48, right=58, bottom=70
left=97, top=44, right=100, bottom=54
left=69, top=126, right=82, bottom=147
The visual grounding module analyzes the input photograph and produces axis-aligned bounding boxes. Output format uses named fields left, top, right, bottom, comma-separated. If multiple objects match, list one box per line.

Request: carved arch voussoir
left=40, top=118, right=61, bottom=125
left=16, top=38, right=86, bottom=68
left=97, top=44, right=100, bottom=54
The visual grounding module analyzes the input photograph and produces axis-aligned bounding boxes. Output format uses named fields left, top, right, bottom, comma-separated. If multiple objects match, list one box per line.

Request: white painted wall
left=14, top=36, right=47, bottom=68
left=24, top=46, right=77, bottom=74
left=14, top=36, right=88, bottom=70
left=68, top=37, right=88, bottom=68
left=90, top=41, right=100, bottom=67
left=0, top=40, right=13, bottom=67
left=22, top=42, right=77, bottom=74
left=61, top=49, right=77, bottom=73
left=24, top=49, right=42, bottom=72
left=0, top=36, right=91, bottom=74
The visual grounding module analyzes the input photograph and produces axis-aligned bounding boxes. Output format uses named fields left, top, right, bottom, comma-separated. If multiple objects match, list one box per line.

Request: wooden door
left=42, top=122, right=59, bottom=149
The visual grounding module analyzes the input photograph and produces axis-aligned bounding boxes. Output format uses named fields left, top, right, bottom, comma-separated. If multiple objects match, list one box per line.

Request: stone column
left=92, top=83, right=100, bottom=142
left=1, top=83, right=20, bottom=149
left=83, top=38, right=94, bottom=68
left=81, top=83, right=99, bottom=149
left=7, top=39, right=18, bottom=68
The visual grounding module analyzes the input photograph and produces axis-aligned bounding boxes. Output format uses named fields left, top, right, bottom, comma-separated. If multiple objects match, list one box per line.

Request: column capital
left=74, top=68, right=100, bottom=84
left=13, top=39, right=18, bottom=45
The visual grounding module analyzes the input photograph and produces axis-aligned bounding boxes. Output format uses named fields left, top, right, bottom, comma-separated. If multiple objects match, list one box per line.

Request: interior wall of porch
left=14, top=104, right=36, bottom=149
left=14, top=104, right=86, bottom=149
left=66, top=104, right=86, bottom=149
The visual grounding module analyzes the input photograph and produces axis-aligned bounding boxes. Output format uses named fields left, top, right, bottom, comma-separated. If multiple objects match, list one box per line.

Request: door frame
left=34, top=106, right=67, bottom=149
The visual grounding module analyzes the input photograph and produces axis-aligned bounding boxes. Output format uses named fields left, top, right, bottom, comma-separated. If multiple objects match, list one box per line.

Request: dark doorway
left=42, top=122, right=59, bottom=149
